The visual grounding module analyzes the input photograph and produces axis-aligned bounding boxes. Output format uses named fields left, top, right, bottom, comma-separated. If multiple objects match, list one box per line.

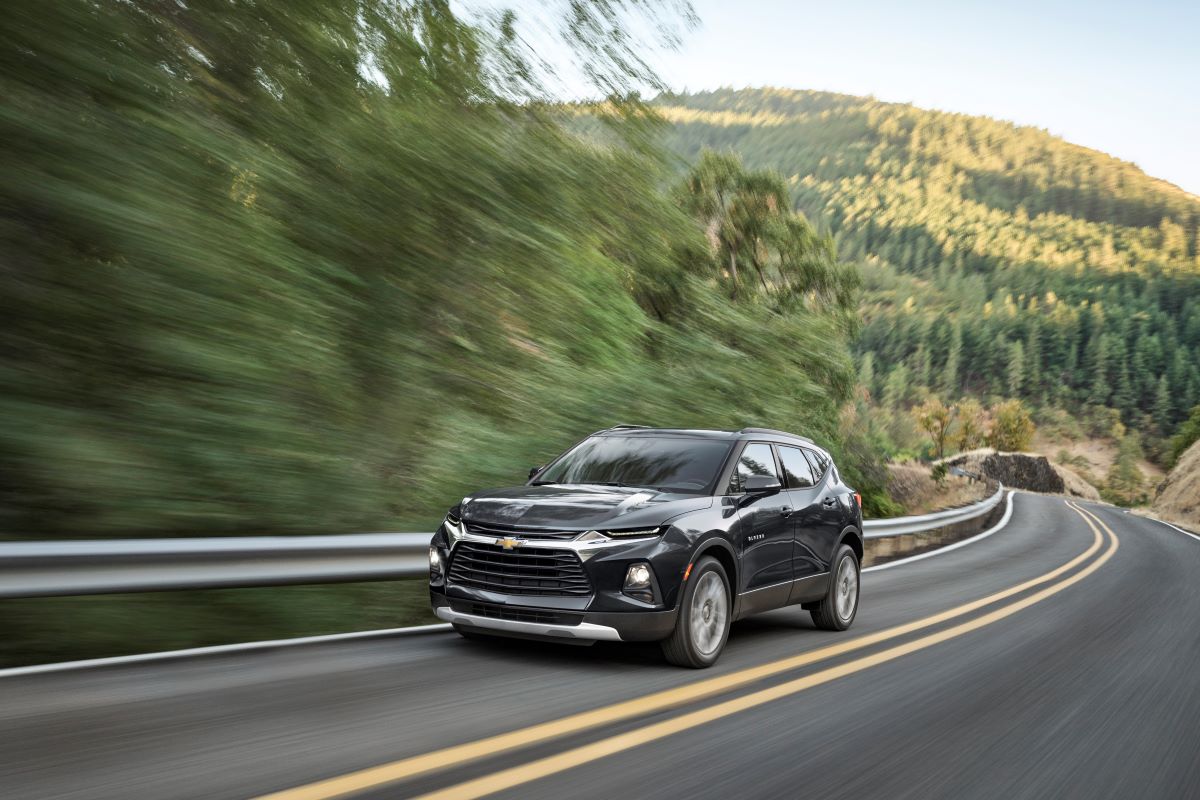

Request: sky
left=648, top=0, right=1200, bottom=195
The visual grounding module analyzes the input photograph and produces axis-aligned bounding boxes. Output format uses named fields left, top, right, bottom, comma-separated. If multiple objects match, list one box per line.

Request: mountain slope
left=659, top=88, right=1200, bottom=440
left=1154, top=438, right=1200, bottom=529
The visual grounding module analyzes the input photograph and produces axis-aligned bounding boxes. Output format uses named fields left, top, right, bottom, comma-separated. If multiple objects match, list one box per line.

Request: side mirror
left=528, top=465, right=544, bottom=480
left=743, top=474, right=782, bottom=494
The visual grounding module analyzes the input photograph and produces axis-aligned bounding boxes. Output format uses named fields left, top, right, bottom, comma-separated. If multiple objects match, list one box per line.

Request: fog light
left=623, top=562, right=655, bottom=604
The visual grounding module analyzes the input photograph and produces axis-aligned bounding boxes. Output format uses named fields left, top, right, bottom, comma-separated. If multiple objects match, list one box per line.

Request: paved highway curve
left=2, top=494, right=1198, bottom=799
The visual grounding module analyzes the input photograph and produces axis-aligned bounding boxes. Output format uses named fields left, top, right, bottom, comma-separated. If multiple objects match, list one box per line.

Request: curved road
left=2, top=494, right=1198, bottom=799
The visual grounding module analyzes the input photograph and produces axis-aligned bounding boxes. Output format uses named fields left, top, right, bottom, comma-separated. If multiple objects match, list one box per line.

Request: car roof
left=593, top=425, right=824, bottom=452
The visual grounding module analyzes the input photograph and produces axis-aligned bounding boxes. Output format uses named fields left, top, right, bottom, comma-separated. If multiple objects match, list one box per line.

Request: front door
left=731, top=442, right=793, bottom=595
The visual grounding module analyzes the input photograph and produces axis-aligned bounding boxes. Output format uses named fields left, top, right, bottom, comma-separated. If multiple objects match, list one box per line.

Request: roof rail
left=607, top=423, right=651, bottom=430
left=738, top=427, right=815, bottom=444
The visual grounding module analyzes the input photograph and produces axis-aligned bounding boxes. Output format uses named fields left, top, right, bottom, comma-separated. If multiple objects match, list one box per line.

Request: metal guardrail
left=0, top=486, right=1004, bottom=598
left=0, top=533, right=430, bottom=599
left=862, top=484, right=1005, bottom=539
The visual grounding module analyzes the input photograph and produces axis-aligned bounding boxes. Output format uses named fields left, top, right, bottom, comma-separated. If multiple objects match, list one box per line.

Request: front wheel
left=811, top=544, right=859, bottom=631
left=661, top=556, right=731, bottom=668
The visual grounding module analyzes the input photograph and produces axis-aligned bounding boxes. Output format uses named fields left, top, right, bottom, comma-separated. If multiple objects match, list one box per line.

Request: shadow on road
left=445, top=607, right=818, bottom=671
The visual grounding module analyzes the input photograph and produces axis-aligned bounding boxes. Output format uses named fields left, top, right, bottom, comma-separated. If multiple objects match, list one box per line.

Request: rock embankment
left=1154, top=439, right=1200, bottom=529
left=944, top=449, right=1101, bottom=500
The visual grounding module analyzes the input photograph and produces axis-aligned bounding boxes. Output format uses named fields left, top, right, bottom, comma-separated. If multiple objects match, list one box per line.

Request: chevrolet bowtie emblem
left=496, top=536, right=523, bottom=550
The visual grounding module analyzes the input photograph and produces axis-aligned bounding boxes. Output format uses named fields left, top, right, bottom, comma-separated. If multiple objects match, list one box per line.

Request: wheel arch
left=836, top=525, right=864, bottom=563
left=689, top=536, right=738, bottom=599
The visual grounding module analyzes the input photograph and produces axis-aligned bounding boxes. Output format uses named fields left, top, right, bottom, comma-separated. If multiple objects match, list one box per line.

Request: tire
left=811, top=544, right=859, bottom=631
left=661, top=556, right=732, bottom=668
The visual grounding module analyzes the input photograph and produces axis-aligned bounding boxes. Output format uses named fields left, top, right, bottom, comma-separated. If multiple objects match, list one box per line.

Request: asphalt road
left=2, top=493, right=1198, bottom=800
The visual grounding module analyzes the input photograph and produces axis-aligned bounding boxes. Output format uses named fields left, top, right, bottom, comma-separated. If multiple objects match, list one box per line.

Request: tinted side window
left=778, top=445, right=816, bottom=488
left=803, top=448, right=829, bottom=481
left=727, top=443, right=779, bottom=493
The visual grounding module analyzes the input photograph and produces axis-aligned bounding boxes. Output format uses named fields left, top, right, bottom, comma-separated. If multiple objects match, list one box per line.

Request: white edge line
left=863, top=490, right=1015, bottom=573
left=4, top=492, right=1020, bottom=678
left=0, top=623, right=452, bottom=679
left=1075, top=499, right=1200, bottom=543
left=1138, top=514, right=1200, bottom=543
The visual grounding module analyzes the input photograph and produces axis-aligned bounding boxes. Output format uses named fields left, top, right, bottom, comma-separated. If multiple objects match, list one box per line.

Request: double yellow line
left=259, top=499, right=1118, bottom=800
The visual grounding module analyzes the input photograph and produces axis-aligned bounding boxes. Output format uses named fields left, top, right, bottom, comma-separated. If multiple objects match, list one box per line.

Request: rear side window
left=727, top=443, right=778, bottom=494
left=778, top=445, right=816, bottom=488
left=803, top=448, right=830, bottom=481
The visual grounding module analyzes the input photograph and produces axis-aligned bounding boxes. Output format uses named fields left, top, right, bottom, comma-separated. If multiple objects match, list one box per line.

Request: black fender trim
left=687, top=535, right=739, bottom=612
left=835, top=525, right=864, bottom=562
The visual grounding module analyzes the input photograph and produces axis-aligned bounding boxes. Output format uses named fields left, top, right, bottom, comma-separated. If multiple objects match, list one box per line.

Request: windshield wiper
left=588, top=481, right=657, bottom=489
left=533, top=480, right=656, bottom=490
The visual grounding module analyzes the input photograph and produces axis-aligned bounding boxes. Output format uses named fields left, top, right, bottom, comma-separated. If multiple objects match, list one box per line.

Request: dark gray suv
left=429, top=425, right=863, bottom=667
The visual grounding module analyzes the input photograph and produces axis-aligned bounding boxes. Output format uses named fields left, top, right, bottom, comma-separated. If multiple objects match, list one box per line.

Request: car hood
left=460, top=484, right=712, bottom=530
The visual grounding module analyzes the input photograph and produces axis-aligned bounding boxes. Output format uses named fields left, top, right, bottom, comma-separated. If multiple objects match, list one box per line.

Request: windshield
left=536, top=436, right=732, bottom=494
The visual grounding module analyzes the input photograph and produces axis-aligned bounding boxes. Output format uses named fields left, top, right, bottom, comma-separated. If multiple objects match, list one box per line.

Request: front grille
left=450, top=599, right=584, bottom=626
left=465, top=521, right=580, bottom=541
left=447, top=542, right=592, bottom=596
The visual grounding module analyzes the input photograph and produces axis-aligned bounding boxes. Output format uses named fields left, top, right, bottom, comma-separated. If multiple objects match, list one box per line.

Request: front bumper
left=430, top=590, right=677, bottom=643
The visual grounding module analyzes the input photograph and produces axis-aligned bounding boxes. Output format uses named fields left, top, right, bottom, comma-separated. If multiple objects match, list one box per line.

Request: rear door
left=803, top=448, right=844, bottom=573
left=777, top=445, right=823, bottom=579
left=730, top=442, right=793, bottom=592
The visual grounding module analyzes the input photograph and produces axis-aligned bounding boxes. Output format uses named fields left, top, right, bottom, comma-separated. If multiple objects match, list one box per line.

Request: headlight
left=442, top=513, right=465, bottom=549
left=428, top=545, right=443, bottom=581
left=623, top=562, right=655, bottom=604
left=603, top=527, right=663, bottom=539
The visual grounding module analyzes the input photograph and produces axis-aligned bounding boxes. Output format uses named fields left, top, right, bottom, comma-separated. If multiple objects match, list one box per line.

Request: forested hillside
left=661, top=89, right=1200, bottom=467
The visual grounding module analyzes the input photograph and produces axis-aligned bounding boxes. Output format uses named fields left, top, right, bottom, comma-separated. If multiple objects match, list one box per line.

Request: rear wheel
left=661, top=556, right=731, bottom=668
left=811, top=544, right=859, bottom=631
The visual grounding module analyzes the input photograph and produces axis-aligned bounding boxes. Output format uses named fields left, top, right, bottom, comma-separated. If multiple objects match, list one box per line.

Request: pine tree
left=1167, top=349, right=1190, bottom=417
left=1110, top=338, right=1135, bottom=420
left=1154, top=375, right=1173, bottom=434
left=1007, top=339, right=1025, bottom=397
left=1025, top=315, right=1042, bottom=399
left=913, top=344, right=932, bottom=390
left=942, top=321, right=962, bottom=396
left=883, top=363, right=911, bottom=408
left=1105, top=432, right=1146, bottom=505
left=1088, top=334, right=1110, bottom=406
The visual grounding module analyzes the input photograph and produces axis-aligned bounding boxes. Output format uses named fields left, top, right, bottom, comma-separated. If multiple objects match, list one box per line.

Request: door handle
left=780, top=506, right=794, bottom=517
left=821, top=497, right=838, bottom=508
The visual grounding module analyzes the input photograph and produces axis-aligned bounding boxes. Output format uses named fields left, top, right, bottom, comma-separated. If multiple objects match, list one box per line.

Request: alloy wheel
left=689, top=570, right=728, bottom=656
